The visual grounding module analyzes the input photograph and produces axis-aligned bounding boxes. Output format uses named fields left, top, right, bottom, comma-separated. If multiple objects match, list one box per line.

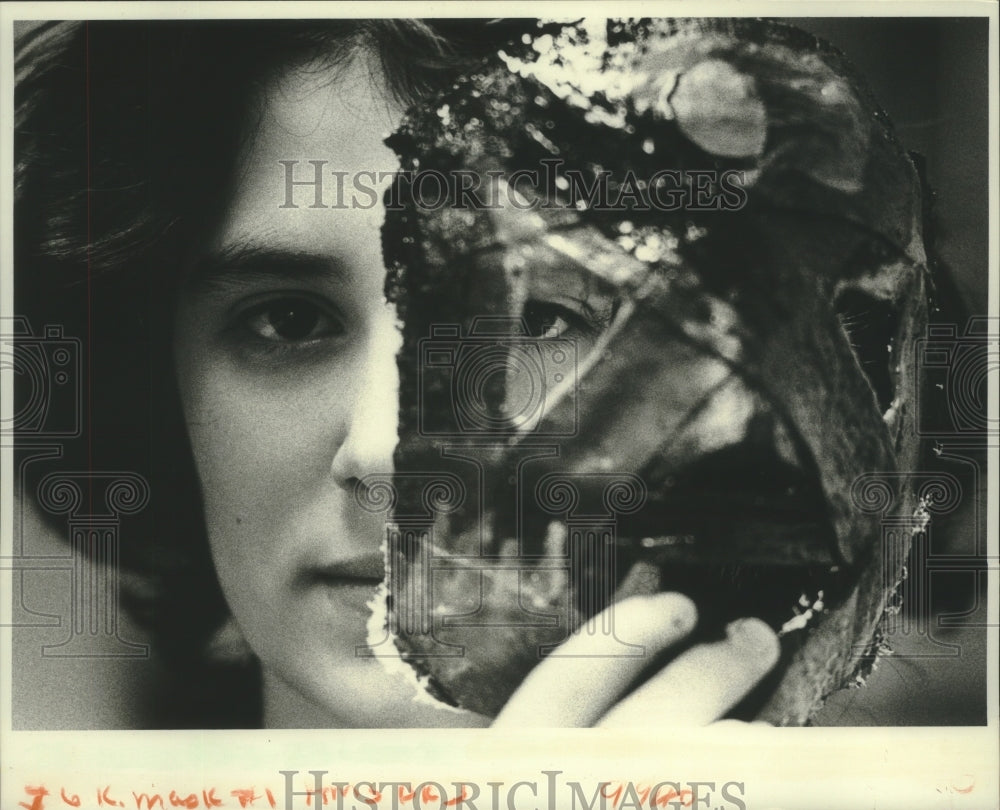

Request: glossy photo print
left=2, top=6, right=997, bottom=810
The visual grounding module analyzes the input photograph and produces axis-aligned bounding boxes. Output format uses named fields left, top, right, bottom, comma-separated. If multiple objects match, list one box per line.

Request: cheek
left=175, top=348, right=350, bottom=588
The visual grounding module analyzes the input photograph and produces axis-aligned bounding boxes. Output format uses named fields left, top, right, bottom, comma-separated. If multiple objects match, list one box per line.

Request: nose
left=329, top=303, right=402, bottom=489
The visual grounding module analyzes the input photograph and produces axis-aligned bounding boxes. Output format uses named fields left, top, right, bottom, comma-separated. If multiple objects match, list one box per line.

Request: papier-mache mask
left=369, top=18, right=932, bottom=725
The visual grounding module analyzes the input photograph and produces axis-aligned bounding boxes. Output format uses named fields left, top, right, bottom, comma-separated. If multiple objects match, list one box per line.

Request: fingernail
left=649, top=591, right=696, bottom=632
left=669, top=593, right=698, bottom=632
left=726, top=617, right=777, bottom=648
left=726, top=618, right=781, bottom=671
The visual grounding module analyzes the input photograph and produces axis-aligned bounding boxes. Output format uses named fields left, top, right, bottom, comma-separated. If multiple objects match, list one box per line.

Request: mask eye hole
left=835, top=288, right=900, bottom=415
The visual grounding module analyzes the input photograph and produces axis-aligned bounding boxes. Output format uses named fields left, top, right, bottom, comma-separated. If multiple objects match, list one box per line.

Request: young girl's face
left=173, top=55, right=485, bottom=728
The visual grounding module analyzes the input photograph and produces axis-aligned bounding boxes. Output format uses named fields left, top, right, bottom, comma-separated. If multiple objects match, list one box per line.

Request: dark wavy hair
left=14, top=18, right=532, bottom=727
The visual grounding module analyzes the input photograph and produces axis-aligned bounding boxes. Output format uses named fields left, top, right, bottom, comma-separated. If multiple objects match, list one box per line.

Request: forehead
left=253, top=54, right=402, bottom=164
left=209, top=53, right=405, bottom=258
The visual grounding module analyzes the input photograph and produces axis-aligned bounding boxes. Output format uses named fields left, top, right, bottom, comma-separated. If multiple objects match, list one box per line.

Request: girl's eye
left=239, top=297, right=343, bottom=343
left=522, top=300, right=597, bottom=339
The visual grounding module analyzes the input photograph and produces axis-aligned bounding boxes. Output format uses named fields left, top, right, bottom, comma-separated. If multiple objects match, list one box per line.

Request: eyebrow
left=186, top=241, right=350, bottom=294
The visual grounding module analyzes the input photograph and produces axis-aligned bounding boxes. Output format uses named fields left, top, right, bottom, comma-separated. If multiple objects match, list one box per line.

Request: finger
left=492, top=592, right=697, bottom=727
left=598, top=617, right=780, bottom=727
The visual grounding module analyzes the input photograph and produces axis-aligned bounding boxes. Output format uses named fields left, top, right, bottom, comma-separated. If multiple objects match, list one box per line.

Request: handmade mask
left=373, top=18, right=931, bottom=725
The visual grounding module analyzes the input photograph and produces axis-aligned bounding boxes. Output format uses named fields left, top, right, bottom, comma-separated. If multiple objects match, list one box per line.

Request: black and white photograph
left=2, top=3, right=997, bottom=809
